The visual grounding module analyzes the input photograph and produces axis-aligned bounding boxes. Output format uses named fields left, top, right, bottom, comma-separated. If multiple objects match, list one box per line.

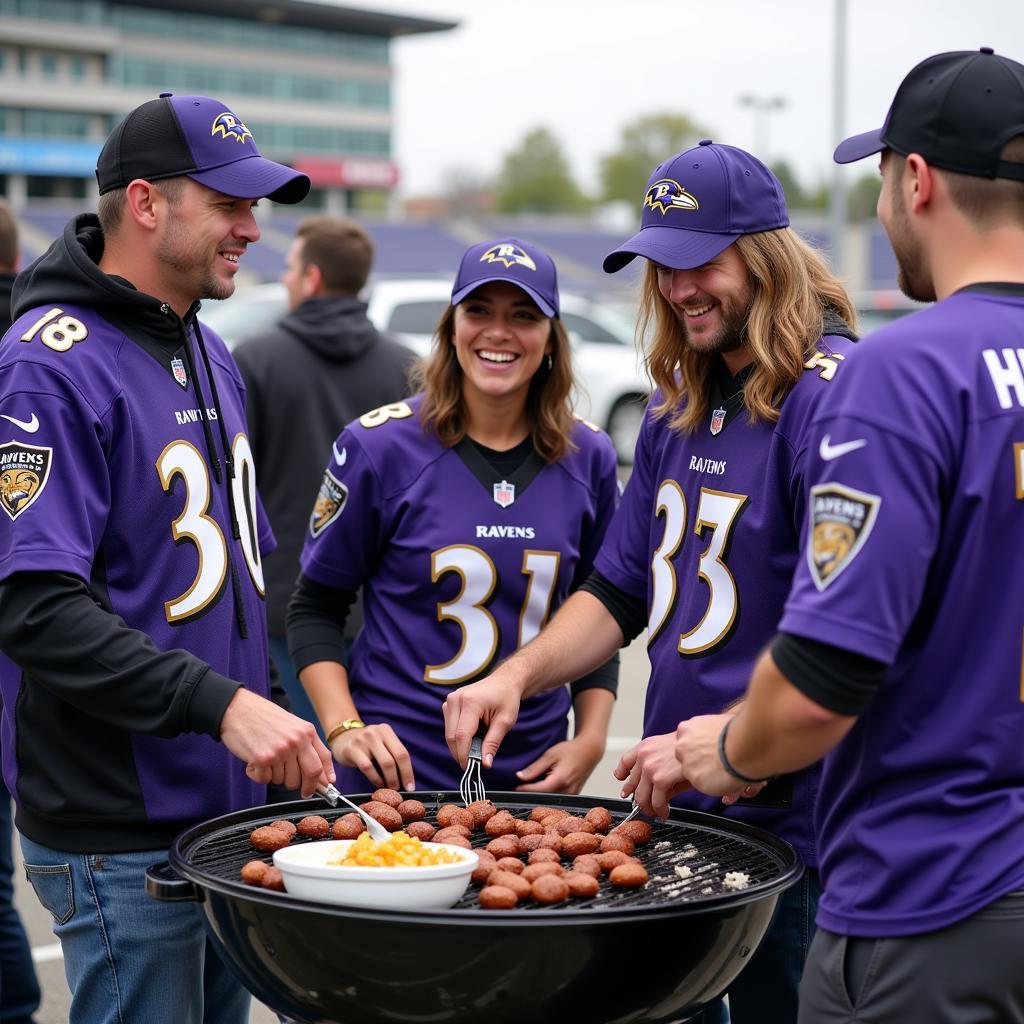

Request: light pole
left=829, top=0, right=849, bottom=276
left=738, top=94, right=787, bottom=160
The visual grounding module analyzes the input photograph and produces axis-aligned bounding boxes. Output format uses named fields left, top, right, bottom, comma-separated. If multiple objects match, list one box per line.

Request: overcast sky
left=339, top=0, right=1022, bottom=199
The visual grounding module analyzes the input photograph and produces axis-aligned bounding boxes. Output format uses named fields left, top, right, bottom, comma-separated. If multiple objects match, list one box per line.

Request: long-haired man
left=674, top=49, right=1024, bottom=1024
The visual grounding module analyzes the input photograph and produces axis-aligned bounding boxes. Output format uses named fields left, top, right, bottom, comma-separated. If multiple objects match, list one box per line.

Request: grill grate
left=180, top=795, right=792, bottom=914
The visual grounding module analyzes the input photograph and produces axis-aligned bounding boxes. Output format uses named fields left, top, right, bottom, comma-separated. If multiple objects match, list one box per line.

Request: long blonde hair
left=412, top=304, right=577, bottom=463
left=640, top=228, right=856, bottom=433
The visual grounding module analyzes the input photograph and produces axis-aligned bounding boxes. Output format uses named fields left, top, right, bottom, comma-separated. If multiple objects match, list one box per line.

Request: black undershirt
left=579, top=569, right=647, bottom=644
left=772, top=634, right=886, bottom=715
left=469, top=435, right=534, bottom=475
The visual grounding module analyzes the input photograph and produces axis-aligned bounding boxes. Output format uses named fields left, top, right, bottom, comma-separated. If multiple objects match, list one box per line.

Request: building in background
left=0, top=0, right=455, bottom=211
left=0, top=0, right=908, bottom=303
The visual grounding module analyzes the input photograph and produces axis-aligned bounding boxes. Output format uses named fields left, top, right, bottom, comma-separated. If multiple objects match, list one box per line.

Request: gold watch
left=326, top=719, right=365, bottom=744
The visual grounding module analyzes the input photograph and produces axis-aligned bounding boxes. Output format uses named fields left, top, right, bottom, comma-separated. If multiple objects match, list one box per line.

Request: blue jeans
left=699, top=868, right=821, bottom=1024
left=19, top=837, right=249, bottom=1024
left=0, top=787, right=40, bottom=1024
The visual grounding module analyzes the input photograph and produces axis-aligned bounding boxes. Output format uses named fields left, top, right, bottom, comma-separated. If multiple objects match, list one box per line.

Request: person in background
left=672, top=48, right=1024, bottom=1024
left=0, top=94, right=332, bottom=1024
left=234, top=216, right=413, bottom=734
left=288, top=238, right=620, bottom=794
left=0, top=195, right=40, bottom=1024
left=443, top=145, right=858, bottom=1024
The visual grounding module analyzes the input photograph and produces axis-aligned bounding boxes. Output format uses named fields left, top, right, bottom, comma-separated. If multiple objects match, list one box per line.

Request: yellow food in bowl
left=328, top=831, right=465, bottom=867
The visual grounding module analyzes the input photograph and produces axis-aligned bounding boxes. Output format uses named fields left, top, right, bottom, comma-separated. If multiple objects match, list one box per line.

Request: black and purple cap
left=96, top=93, right=310, bottom=203
left=451, top=238, right=560, bottom=317
left=835, top=48, right=1024, bottom=181
left=603, top=141, right=789, bottom=274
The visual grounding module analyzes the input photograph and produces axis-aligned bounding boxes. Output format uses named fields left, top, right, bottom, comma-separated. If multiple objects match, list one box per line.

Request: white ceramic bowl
left=272, top=840, right=478, bottom=910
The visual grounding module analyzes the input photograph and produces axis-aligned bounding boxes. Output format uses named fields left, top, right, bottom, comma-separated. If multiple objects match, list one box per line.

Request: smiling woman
left=452, top=281, right=553, bottom=410
left=286, top=237, right=623, bottom=799
left=418, top=241, right=576, bottom=462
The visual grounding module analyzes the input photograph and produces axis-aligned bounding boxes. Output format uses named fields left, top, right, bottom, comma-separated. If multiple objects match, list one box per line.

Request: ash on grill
left=215, top=796, right=788, bottom=913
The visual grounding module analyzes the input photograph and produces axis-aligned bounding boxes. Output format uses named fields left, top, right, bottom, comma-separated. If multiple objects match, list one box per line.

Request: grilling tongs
left=316, top=783, right=391, bottom=841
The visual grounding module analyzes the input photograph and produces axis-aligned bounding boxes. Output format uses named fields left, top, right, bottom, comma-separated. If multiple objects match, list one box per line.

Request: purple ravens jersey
left=780, top=286, right=1024, bottom=936
left=595, top=336, right=858, bottom=865
left=299, top=396, right=619, bottom=792
left=0, top=303, right=274, bottom=839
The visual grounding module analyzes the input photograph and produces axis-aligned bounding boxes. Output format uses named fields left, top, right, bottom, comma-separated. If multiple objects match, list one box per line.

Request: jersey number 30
left=156, top=436, right=265, bottom=623
left=648, top=480, right=748, bottom=654
left=424, top=546, right=561, bottom=685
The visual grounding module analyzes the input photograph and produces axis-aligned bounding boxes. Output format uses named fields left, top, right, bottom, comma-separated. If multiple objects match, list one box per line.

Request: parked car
left=202, top=279, right=650, bottom=463
left=854, top=289, right=926, bottom=335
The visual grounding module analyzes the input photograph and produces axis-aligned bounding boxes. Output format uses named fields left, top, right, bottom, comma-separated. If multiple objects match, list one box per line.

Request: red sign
left=293, top=157, right=400, bottom=189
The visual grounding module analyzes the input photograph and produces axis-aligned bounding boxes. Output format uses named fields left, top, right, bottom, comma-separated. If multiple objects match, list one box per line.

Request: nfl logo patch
left=493, top=479, right=515, bottom=508
left=710, top=406, right=726, bottom=435
left=171, top=357, right=188, bottom=388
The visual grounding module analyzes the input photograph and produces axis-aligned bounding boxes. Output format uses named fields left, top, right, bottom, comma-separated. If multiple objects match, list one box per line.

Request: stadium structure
left=0, top=0, right=900, bottom=298
left=0, top=0, right=455, bottom=206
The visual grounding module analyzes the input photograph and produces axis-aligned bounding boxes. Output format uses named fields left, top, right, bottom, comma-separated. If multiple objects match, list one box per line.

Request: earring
left=546, top=354, right=553, bottom=371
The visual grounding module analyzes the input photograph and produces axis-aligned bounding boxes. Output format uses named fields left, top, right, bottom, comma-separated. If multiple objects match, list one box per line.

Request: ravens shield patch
left=0, top=442, right=52, bottom=521
left=807, top=482, right=880, bottom=590
left=310, top=470, right=348, bottom=537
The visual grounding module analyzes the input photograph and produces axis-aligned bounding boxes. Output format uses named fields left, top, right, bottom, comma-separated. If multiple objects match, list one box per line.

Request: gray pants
left=798, top=890, right=1024, bottom=1023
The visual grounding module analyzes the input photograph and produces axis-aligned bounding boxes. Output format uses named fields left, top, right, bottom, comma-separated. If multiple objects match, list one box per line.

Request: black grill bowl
left=149, top=792, right=803, bottom=1024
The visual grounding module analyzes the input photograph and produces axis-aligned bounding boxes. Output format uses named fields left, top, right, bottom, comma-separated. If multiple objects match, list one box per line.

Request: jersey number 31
left=424, top=546, right=560, bottom=685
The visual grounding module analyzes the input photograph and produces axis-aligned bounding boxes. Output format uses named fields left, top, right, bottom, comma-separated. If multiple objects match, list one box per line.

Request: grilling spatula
left=316, top=783, right=391, bottom=841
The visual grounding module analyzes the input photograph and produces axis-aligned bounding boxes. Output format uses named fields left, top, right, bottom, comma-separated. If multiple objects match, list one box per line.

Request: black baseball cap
left=97, top=93, right=310, bottom=203
left=834, top=47, right=1024, bottom=180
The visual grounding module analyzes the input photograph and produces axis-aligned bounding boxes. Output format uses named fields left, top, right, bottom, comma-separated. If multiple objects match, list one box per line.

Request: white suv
left=202, top=279, right=650, bottom=463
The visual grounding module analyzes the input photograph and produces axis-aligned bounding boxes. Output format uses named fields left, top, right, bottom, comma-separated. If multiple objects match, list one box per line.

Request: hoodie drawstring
left=193, top=318, right=249, bottom=639
left=174, top=316, right=222, bottom=485
left=166, top=305, right=248, bottom=639
left=193, top=320, right=239, bottom=538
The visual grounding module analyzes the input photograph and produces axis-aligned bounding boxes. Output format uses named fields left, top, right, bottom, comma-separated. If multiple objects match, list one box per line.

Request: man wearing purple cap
left=0, top=94, right=333, bottom=1023
left=671, top=48, right=1024, bottom=1022
left=445, top=143, right=858, bottom=1022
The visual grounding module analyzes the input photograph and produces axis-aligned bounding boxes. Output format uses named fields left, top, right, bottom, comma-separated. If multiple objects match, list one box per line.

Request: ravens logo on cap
left=644, top=178, right=699, bottom=215
left=211, top=112, right=253, bottom=144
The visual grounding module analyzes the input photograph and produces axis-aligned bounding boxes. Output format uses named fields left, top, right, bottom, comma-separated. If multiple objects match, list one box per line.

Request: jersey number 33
left=648, top=480, right=749, bottom=655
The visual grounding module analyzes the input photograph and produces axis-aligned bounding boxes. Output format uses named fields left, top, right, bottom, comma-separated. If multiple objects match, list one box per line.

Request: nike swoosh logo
left=332, top=443, right=347, bottom=466
left=0, top=413, right=39, bottom=433
left=819, top=434, right=866, bottom=461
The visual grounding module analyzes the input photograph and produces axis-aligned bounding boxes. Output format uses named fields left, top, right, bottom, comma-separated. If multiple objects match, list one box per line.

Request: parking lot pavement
left=15, top=635, right=651, bottom=1023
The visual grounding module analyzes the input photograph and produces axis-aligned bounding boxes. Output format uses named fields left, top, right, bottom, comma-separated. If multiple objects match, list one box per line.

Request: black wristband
left=717, top=717, right=772, bottom=784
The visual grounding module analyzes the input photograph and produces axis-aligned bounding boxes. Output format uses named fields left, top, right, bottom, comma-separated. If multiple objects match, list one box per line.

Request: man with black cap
left=0, top=94, right=333, bottom=1023
left=670, top=48, right=1024, bottom=1022
left=443, top=142, right=858, bottom=1023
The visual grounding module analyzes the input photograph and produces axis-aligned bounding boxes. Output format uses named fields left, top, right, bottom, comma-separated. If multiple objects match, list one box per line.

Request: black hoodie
left=0, top=271, right=14, bottom=333
left=0, top=215, right=289, bottom=850
left=234, top=295, right=413, bottom=635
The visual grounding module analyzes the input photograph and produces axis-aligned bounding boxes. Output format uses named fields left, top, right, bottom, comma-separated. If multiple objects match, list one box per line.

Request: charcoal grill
left=148, top=791, right=802, bottom=1024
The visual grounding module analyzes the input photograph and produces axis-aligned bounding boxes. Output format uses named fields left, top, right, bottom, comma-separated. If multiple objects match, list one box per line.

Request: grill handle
left=146, top=861, right=204, bottom=903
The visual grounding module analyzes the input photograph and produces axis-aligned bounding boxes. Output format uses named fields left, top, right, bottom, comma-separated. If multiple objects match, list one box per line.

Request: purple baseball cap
left=603, top=140, right=789, bottom=273
left=450, top=238, right=560, bottom=317
left=96, top=94, right=310, bottom=204
left=834, top=48, right=1024, bottom=181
